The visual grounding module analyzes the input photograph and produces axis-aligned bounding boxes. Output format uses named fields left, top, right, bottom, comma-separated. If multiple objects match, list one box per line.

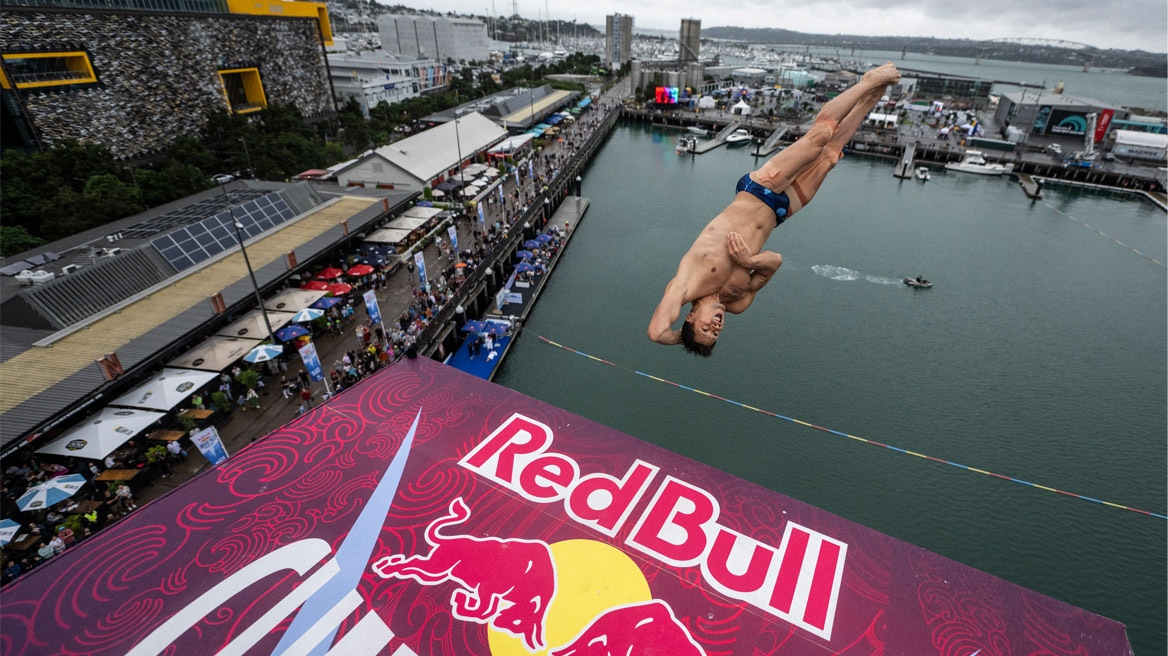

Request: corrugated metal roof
left=0, top=194, right=402, bottom=451
left=337, top=113, right=506, bottom=183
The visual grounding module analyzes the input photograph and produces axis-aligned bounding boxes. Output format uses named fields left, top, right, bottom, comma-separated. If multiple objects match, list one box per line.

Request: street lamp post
left=220, top=181, right=277, bottom=345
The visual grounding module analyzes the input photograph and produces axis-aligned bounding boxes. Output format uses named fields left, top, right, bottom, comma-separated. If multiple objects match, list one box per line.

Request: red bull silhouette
left=372, top=497, right=558, bottom=653
left=549, top=600, right=705, bottom=656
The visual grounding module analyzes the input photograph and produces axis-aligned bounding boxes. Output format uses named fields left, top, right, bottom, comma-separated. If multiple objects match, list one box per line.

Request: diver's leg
left=750, top=64, right=898, bottom=194
left=786, top=87, right=884, bottom=217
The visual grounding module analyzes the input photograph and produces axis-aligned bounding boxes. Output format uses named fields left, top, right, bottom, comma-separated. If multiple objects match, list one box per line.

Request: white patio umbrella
left=431, top=189, right=445, bottom=198
left=108, top=368, right=218, bottom=411
left=36, top=408, right=167, bottom=460
left=244, top=344, right=284, bottom=363
left=0, top=518, right=20, bottom=546
left=483, top=168, right=499, bottom=177
left=461, top=187, right=479, bottom=197
left=464, top=163, right=487, bottom=175
left=291, top=308, right=324, bottom=323
left=16, top=474, right=88, bottom=512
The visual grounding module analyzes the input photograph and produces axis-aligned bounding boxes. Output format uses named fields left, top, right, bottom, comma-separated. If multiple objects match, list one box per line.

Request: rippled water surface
left=495, top=123, right=1167, bottom=654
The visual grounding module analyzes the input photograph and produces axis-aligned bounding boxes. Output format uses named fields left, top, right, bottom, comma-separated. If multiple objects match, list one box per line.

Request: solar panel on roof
left=149, top=192, right=300, bottom=273
left=0, top=261, right=34, bottom=276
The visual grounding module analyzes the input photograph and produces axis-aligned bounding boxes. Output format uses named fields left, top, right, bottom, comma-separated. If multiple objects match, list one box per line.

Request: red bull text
left=459, top=414, right=848, bottom=641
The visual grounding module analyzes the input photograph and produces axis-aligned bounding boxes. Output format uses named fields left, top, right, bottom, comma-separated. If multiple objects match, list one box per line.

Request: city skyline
left=379, top=0, right=1167, bottom=53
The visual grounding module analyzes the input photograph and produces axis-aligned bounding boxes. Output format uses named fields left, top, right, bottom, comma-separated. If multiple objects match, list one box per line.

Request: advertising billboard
left=1047, top=108, right=1090, bottom=136
left=0, top=358, right=1131, bottom=655
left=655, top=86, right=679, bottom=104
left=1094, top=108, right=1115, bottom=143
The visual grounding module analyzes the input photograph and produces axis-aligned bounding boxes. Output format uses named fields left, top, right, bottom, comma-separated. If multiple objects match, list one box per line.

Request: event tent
left=386, top=217, right=430, bottom=231
left=264, top=289, right=327, bottom=312
left=108, top=368, right=219, bottom=411
left=365, top=228, right=413, bottom=245
left=167, top=336, right=261, bottom=371
left=697, top=96, right=716, bottom=109
left=216, top=310, right=295, bottom=340
left=36, top=407, right=167, bottom=460
left=731, top=100, right=751, bottom=115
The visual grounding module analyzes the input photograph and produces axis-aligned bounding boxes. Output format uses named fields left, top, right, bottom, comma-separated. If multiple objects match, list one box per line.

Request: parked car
left=212, top=173, right=235, bottom=184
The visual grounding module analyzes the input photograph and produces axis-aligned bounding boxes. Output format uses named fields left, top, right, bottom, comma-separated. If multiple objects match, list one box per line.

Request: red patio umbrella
left=300, top=280, right=330, bottom=291
left=328, top=283, right=353, bottom=295
left=316, top=267, right=345, bottom=280
left=347, top=264, right=375, bottom=276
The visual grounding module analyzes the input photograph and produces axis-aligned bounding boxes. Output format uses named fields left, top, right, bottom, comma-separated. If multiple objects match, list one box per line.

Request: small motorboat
left=915, top=166, right=931, bottom=181
left=945, top=150, right=1012, bottom=176
left=904, top=277, right=933, bottom=289
left=725, top=129, right=752, bottom=146
left=676, top=136, right=696, bottom=154
left=687, top=126, right=708, bottom=135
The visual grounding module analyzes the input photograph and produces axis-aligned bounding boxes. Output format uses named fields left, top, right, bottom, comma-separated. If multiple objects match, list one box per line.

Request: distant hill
left=702, top=26, right=1166, bottom=76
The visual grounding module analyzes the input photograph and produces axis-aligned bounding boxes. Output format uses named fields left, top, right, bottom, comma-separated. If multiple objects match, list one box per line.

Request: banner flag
left=363, top=290, right=381, bottom=325
left=190, top=426, right=228, bottom=465
left=298, top=342, right=324, bottom=382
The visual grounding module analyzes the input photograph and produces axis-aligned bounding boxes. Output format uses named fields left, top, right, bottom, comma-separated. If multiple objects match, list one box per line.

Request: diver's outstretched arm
left=648, top=279, right=686, bottom=344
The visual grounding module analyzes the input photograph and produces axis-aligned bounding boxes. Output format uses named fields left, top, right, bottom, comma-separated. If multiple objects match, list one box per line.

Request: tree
left=0, top=225, right=46, bottom=258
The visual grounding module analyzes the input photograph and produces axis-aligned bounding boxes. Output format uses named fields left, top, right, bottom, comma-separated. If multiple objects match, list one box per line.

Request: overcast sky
left=395, top=0, right=1167, bottom=53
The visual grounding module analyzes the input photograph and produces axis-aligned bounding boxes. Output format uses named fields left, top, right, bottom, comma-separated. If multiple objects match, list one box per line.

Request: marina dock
left=446, top=197, right=590, bottom=381
left=752, top=126, right=789, bottom=157
left=694, top=120, right=742, bottom=154
left=1017, top=173, right=1044, bottom=199
left=894, top=142, right=916, bottom=178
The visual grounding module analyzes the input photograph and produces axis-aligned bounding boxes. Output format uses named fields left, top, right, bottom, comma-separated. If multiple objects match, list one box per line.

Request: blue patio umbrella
left=523, top=240, right=540, bottom=249
left=275, top=325, right=310, bottom=342
left=0, top=518, right=19, bottom=546
left=311, top=296, right=342, bottom=310
left=244, top=344, right=284, bottom=363
left=515, top=263, right=537, bottom=273
left=461, top=320, right=487, bottom=333
left=480, top=322, right=508, bottom=335
left=291, top=308, right=324, bottom=323
left=16, top=475, right=88, bottom=512
left=515, top=250, right=533, bottom=258
left=536, top=233, right=553, bottom=243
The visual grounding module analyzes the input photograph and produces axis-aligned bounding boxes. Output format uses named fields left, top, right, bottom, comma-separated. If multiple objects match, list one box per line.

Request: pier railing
left=412, top=105, right=622, bottom=357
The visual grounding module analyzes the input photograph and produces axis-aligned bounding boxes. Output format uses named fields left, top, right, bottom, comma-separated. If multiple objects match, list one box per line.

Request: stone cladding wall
left=2, top=10, right=334, bottom=158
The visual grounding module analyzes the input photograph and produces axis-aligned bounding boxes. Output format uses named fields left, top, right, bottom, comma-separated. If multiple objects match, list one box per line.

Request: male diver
left=648, top=63, right=901, bottom=355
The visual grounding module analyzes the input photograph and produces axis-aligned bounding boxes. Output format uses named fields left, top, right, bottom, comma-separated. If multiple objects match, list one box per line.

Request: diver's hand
left=727, top=232, right=756, bottom=269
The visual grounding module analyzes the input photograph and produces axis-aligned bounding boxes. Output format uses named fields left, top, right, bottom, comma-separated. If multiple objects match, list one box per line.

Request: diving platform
left=693, top=119, right=741, bottom=154
left=752, top=126, right=789, bottom=157
left=1, top=355, right=1135, bottom=655
left=893, top=142, right=916, bottom=178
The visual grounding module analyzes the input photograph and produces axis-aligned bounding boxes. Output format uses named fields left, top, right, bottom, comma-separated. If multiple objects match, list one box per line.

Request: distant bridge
left=988, top=37, right=1092, bottom=51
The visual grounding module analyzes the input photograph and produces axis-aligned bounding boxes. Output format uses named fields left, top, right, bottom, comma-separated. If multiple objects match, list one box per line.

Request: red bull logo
left=460, top=413, right=848, bottom=640
left=372, top=498, right=558, bottom=652
left=550, top=600, right=704, bottom=656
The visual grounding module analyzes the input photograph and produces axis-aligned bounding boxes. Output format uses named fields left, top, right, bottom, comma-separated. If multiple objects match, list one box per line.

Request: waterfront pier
left=753, top=126, right=790, bottom=157
left=694, top=119, right=743, bottom=154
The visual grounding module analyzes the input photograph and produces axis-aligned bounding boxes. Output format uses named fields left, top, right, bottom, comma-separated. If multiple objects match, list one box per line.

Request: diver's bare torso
left=676, top=193, right=778, bottom=307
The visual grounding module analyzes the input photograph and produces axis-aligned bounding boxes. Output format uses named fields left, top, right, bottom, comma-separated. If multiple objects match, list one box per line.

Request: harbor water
left=495, top=123, right=1167, bottom=653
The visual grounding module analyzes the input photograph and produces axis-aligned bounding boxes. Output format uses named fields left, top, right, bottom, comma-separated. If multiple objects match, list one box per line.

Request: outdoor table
left=179, top=409, right=214, bottom=420
left=147, top=430, right=186, bottom=442
left=6, top=534, right=40, bottom=552
left=72, top=500, right=103, bottom=514
left=94, top=469, right=140, bottom=482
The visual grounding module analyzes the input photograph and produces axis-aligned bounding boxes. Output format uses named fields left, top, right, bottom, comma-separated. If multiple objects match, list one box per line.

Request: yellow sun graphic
left=487, top=539, right=652, bottom=656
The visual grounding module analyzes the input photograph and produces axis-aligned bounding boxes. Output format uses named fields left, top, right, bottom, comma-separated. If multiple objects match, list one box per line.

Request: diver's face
left=687, top=302, right=725, bottom=345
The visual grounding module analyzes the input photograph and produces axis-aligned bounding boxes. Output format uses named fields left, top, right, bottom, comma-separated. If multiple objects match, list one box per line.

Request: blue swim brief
left=736, top=173, right=789, bottom=225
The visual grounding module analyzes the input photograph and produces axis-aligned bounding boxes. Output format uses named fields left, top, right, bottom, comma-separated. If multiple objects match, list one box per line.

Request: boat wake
left=811, top=265, right=901, bottom=286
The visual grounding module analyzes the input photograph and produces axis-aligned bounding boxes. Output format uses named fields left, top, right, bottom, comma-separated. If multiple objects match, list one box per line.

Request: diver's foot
left=863, top=62, right=901, bottom=86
